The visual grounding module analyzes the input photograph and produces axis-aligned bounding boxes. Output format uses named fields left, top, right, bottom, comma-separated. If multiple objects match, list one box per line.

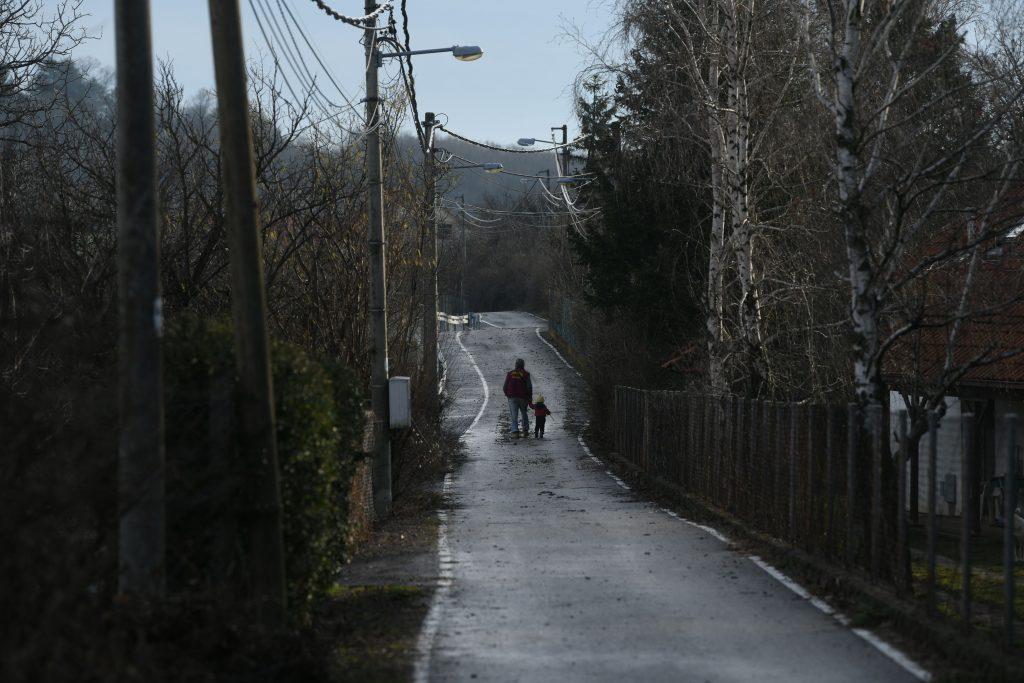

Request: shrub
left=164, top=316, right=364, bottom=624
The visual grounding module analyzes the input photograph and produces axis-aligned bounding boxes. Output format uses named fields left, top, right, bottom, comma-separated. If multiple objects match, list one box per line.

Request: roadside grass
left=317, top=584, right=430, bottom=682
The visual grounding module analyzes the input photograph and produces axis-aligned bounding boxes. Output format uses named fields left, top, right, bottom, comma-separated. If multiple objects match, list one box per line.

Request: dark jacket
left=532, top=402, right=551, bottom=418
left=503, top=368, right=532, bottom=400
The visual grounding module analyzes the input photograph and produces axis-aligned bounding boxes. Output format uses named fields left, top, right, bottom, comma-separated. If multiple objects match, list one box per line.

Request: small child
left=531, top=394, right=552, bottom=438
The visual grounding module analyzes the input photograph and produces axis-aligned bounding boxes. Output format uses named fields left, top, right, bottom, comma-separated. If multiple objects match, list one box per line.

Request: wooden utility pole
left=421, top=112, right=440, bottom=408
left=115, top=0, right=165, bottom=598
left=208, top=0, right=286, bottom=625
left=364, top=0, right=392, bottom=518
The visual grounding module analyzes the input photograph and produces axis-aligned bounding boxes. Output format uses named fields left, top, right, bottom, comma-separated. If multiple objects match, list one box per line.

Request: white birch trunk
left=834, top=0, right=882, bottom=409
left=705, top=2, right=728, bottom=394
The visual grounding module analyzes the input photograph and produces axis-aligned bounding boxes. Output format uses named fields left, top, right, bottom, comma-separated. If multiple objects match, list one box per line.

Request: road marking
left=479, top=315, right=500, bottom=328
left=850, top=627, right=932, bottom=681
left=575, top=427, right=931, bottom=683
left=457, top=330, right=490, bottom=433
left=415, top=332, right=491, bottom=683
left=748, top=556, right=931, bottom=680
left=413, top=490, right=453, bottom=683
left=576, top=433, right=602, bottom=465
left=535, top=327, right=581, bottom=376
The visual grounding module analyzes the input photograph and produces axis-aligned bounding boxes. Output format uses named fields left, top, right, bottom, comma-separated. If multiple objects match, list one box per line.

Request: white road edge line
left=575, top=425, right=931, bottom=683
left=535, top=326, right=581, bottom=377
left=456, top=330, right=490, bottom=433
left=414, top=331, right=491, bottom=683
left=478, top=314, right=500, bottom=328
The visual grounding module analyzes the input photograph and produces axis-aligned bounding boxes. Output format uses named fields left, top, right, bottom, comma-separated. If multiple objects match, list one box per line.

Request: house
left=885, top=197, right=1024, bottom=518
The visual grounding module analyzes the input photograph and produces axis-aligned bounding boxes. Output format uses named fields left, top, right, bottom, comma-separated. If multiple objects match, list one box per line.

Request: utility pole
left=421, top=112, right=440, bottom=408
left=208, top=0, right=286, bottom=625
left=115, top=0, right=164, bottom=598
left=364, top=0, right=392, bottom=517
left=537, top=170, right=550, bottom=193
left=457, top=194, right=466, bottom=315
left=553, top=124, right=570, bottom=177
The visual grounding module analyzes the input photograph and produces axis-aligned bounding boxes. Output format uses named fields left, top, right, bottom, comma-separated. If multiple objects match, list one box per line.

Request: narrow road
left=424, top=311, right=920, bottom=682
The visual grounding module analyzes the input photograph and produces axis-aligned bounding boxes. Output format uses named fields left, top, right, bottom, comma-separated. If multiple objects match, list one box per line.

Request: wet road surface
left=422, top=311, right=919, bottom=682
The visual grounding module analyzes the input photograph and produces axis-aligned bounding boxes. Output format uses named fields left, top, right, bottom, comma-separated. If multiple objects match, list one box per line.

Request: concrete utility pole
left=115, top=0, right=165, bottom=598
left=364, top=0, right=392, bottom=518
left=208, top=0, right=286, bottom=625
left=553, top=124, right=569, bottom=176
left=421, top=112, right=440, bottom=408
left=457, top=194, right=466, bottom=315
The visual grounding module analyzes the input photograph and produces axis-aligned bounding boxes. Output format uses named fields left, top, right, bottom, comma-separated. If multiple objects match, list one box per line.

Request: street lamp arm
left=377, top=44, right=483, bottom=64
left=379, top=45, right=456, bottom=59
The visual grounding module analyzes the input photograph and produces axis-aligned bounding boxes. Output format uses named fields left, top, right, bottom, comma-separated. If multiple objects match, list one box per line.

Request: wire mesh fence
left=612, top=386, right=1023, bottom=649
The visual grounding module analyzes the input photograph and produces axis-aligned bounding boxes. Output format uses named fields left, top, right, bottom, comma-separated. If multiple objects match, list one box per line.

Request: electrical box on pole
left=388, top=377, right=412, bottom=429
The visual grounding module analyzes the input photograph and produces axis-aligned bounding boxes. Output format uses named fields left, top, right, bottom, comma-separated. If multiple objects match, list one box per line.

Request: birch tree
left=802, top=0, right=1024, bottom=425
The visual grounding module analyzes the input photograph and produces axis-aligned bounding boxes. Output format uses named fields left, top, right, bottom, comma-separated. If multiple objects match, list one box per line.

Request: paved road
left=424, top=311, right=919, bottom=682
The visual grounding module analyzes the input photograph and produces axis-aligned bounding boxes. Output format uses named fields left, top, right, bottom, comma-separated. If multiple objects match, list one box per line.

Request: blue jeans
left=508, top=398, right=529, bottom=433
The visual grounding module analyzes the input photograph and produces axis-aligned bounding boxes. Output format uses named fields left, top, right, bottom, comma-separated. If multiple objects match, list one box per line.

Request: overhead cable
left=437, top=124, right=590, bottom=154
left=308, top=0, right=393, bottom=28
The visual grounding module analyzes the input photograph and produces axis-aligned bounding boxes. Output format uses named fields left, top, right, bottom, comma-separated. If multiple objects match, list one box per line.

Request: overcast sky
left=51, top=0, right=616, bottom=145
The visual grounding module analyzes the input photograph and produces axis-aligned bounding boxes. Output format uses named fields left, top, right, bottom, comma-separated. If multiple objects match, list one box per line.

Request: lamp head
left=482, top=162, right=503, bottom=173
left=517, top=138, right=537, bottom=146
left=452, top=45, right=483, bottom=62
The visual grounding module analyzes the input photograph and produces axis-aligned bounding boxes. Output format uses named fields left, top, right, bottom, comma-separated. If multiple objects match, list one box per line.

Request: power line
left=397, top=0, right=426, bottom=150
left=275, top=0, right=363, bottom=117
left=308, top=0, right=393, bottom=28
left=443, top=150, right=592, bottom=181
left=437, top=124, right=590, bottom=154
left=248, top=0, right=379, bottom=139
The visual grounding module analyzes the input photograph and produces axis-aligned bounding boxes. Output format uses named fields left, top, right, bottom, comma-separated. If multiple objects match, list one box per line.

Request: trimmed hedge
left=164, top=317, right=364, bottom=624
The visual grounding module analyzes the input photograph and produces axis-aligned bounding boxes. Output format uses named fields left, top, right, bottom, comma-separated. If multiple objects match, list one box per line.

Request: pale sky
left=52, top=0, right=617, bottom=145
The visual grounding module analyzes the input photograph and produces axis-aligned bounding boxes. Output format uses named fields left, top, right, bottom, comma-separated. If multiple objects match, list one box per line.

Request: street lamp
left=450, top=161, right=503, bottom=172
left=377, top=44, right=483, bottom=64
left=361, top=1, right=484, bottom=517
left=520, top=125, right=573, bottom=177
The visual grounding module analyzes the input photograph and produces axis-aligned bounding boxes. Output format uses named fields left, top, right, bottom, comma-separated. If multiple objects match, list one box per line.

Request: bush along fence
left=613, top=386, right=1022, bottom=649
left=164, top=317, right=369, bottom=624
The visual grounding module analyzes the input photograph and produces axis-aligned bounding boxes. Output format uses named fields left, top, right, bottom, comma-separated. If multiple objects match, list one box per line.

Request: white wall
left=892, top=394, right=1024, bottom=517
left=890, top=392, right=966, bottom=516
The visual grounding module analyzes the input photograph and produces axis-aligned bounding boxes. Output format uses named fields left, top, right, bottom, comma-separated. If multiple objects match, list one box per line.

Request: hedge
left=164, top=317, right=364, bottom=624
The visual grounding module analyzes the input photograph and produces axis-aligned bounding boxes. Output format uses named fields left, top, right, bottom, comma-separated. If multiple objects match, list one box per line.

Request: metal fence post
left=776, top=403, right=785, bottom=531
left=748, top=399, right=757, bottom=519
left=962, top=411, right=975, bottom=630
left=642, top=390, right=651, bottom=474
left=1005, top=414, right=1017, bottom=648
left=705, top=396, right=714, bottom=498
left=926, top=410, right=939, bottom=616
left=898, top=410, right=910, bottom=593
left=807, top=405, right=817, bottom=549
left=733, top=398, right=743, bottom=511
left=762, top=400, right=772, bottom=529
left=789, top=403, right=798, bottom=540
left=826, top=406, right=836, bottom=551
left=847, top=403, right=858, bottom=567
left=869, top=403, right=883, bottom=579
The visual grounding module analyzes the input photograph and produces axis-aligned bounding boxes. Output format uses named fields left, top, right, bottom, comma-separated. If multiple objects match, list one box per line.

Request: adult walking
left=503, top=358, right=532, bottom=438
